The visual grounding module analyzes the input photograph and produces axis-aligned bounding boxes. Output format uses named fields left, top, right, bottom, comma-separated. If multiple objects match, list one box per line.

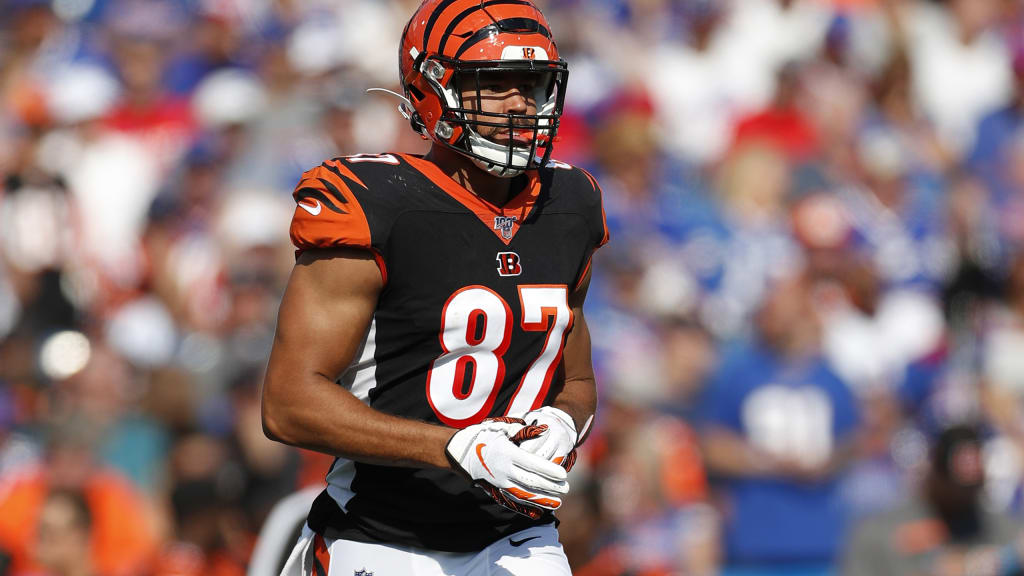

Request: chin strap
left=464, top=129, right=531, bottom=177
left=471, top=157, right=524, bottom=178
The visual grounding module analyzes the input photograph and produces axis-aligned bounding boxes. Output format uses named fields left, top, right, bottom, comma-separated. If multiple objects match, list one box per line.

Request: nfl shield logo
left=354, top=570, right=373, bottom=576
left=494, top=215, right=518, bottom=240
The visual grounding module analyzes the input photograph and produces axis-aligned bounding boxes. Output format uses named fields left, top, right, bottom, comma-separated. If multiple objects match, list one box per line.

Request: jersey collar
left=400, top=153, right=542, bottom=245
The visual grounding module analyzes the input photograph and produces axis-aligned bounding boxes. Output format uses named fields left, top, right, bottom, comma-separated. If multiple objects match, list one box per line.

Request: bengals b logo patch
left=496, top=252, right=522, bottom=277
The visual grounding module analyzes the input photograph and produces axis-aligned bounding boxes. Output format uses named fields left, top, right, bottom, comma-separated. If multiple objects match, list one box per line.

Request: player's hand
left=446, top=417, right=569, bottom=517
left=517, top=406, right=579, bottom=470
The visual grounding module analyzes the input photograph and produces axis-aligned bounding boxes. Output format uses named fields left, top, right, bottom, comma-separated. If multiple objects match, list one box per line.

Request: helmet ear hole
left=406, top=84, right=425, bottom=102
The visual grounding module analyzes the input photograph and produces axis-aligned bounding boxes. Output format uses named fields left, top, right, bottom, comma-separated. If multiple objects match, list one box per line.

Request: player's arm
left=553, top=267, right=598, bottom=443
left=261, top=247, right=455, bottom=469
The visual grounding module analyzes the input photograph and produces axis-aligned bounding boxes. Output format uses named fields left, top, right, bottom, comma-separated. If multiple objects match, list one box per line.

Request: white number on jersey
left=427, top=285, right=572, bottom=427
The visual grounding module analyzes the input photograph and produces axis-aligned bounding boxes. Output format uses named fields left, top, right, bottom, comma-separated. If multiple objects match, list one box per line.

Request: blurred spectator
left=725, top=0, right=832, bottom=76
left=907, top=0, right=1012, bottom=154
left=32, top=488, right=97, bottom=576
left=800, top=14, right=870, bottom=171
left=0, top=176, right=78, bottom=339
left=104, top=9, right=196, bottom=173
left=793, top=190, right=945, bottom=396
left=644, top=0, right=739, bottom=165
left=701, top=142, right=802, bottom=337
left=862, top=45, right=954, bottom=184
left=659, top=317, right=719, bottom=419
left=589, top=88, right=717, bottom=255
left=224, top=369, right=301, bottom=535
left=843, top=424, right=1023, bottom=576
left=48, top=342, right=169, bottom=492
left=941, top=172, right=1006, bottom=327
left=699, top=272, right=861, bottom=576
left=60, top=88, right=161, bottom=294
left=154, top=435, right=248, bottom=576
left=983, top=255, right=1024, bottom=412
left=794, top=200, right=938, bottom=516
left=0, top=415, right=158, bottom=576
left=966, top=38, right=1024, bottom=199
left=586, top=398, right=718, bottom=576
left=164, top=12, right=251, bottom=96
left=730, top=62, right=820, bottom=163
left=979, top=254, right=1024, bottom=512
left=0, top=2, right=65, bottom=129
left=837, top=124, right=952, bottom=290
left=320, top=77, right=368, bottom=158
left=969, top=38, right=1024, bottom=244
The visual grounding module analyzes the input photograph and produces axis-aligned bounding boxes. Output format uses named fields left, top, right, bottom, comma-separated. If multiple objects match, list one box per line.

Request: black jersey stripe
left=317, top=177, right=350, bottom=206
left=321, top=161, right=367, bottom=190
left=439, top=0, right=533, bottom=54
left=321, top=161, right=347, bottom=181
left=296, top=187, right=347, bottom=214
left=453, top=18, right=549, bottom=59
left=422, top=0, right=463, bottom=50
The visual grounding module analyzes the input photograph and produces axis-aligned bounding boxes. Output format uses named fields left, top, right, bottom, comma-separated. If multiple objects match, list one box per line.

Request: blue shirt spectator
left=969, top=47, right=1024, bottom=202
left=699, top=275, right=861, bottom=575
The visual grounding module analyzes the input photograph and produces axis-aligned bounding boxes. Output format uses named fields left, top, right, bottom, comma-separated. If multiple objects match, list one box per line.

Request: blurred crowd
left=3, top=0, right=1024, bottom=574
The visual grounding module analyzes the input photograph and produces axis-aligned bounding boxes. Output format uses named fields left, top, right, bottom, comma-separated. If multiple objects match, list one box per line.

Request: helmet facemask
left=418, top=55, right=568, bottom=178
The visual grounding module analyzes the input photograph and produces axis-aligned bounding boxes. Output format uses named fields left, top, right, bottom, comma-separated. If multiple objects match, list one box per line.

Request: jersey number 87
left=427, top=285, right=572, bottom=427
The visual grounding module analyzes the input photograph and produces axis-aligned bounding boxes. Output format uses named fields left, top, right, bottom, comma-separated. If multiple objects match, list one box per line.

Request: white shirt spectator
left=646, top=39, right=750, bottom=164
left=820, top=289, right=945, bottom=396
left=907, top=2, right=1012, bottom=154
left=724, top=0, right=832, bottom=75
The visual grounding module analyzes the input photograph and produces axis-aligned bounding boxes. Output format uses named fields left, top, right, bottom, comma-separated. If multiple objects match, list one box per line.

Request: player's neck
left=425, top=145, right=516, bottom=207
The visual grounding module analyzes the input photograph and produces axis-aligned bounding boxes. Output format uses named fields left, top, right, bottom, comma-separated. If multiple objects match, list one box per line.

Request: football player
left=262, top=1, right=608, bottom=574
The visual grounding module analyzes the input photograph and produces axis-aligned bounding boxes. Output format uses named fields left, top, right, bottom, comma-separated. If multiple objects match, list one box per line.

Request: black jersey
left=288, top=152, right=608, bottom=552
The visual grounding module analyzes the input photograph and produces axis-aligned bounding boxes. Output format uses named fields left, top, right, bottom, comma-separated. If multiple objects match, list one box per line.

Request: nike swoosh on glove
left=516, top=406, right=579, bottom=469
left=446, top=417, right=569, bottom=519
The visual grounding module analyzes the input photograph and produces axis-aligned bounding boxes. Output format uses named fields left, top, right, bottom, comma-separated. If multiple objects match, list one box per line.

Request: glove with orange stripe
left=446, top=417, right=569, bottom=519
left=517, top=406, right=579, bottom=470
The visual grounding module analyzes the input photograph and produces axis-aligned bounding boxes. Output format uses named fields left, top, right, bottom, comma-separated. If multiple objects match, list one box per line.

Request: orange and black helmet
left=399, top=0, right=569, bottom=177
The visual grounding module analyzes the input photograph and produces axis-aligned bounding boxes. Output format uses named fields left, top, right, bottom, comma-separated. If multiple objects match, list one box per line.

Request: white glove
left=517, top=406, right=579, bottom=467
left=446, top=417, right=569, bottom=516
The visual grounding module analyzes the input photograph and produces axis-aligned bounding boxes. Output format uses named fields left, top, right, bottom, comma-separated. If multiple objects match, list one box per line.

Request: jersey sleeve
left=289, top=160, right=374, bottom=253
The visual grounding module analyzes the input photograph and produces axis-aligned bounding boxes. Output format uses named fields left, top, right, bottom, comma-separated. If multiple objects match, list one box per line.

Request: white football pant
left=280, top=522, right=571, bottom=576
